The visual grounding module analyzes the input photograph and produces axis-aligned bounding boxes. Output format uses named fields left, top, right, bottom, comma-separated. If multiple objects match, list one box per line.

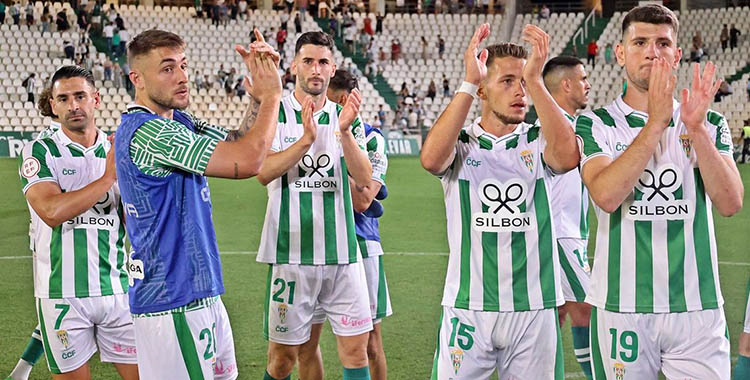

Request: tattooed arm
left=225, top=96, right=261, bottom=141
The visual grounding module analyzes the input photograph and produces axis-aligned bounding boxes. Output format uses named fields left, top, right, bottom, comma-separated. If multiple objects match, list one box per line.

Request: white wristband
left=455, top=81, right=479, bottom=99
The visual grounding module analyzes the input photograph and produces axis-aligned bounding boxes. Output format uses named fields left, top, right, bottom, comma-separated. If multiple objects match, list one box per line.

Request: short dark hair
left=328, top=69, right=359, bottom=93
left=485, top=43, right=527, bottom=67
left=621, top=4, right=679, bottom=38
left=295, top=31, right=335, bottom=55
left=50, top=65, right=96, bottom=91
left=127, top=29, right=185, bottom=63
left=37, top=86, right=56, bottom=118
left=542, top=56, right=583, bottom=80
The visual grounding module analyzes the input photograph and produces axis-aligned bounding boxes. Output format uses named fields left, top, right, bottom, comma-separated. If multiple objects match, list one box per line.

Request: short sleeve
left=129, top=118, right=219, bottom=176
left=707, top=110, right=733, bottom=156
left=20, top=139, right=57, bottom=193
left=366, top=132, right=388, bottom=184
left=186, top=112, right=230, bottom=141
left=575, top=113, right=612, bottom=167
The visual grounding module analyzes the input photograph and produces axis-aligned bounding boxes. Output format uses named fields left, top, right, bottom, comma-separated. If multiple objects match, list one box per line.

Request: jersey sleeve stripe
left=575, top=115, right=604, bottom=157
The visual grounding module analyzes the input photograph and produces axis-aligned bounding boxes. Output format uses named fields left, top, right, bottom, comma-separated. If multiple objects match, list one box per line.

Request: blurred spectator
left=77, top=10, right=89, bottom=30
left=539, top=4, right=550, bottom=19
left=408, top=108, right=418, bottom=130
left=93, top=62, right=105, bottom=81
left=281, top=8, right=289, bottom=30
left=297, top=0, right=308, bottom=21
left=103, top=22, right=115, bottom=54
left=106, top=3, right=116, bottom=24
left=344, top=21, right=356, bottom=52
left=376, top=13, right=384, bottom=34
left=363, top=17, right=374, bottom=36
left=195, top=71, right=204, bottom=89
left=115, top=13, right=124, bottom=29
left=604, top=43, right=613, bottom=64
left=318, top=0, right=330, bottom=18
left=294, top=12, right=301, bottom=33
left=277, top=28, right=287, bottom=52
left=238, top=0, right=248, bottom=19
left=63, top=40, right=75, bottom=60
left=692, top=31, right=703, bottom=52
left=113, top=63, right=123, bottom=88
left=119, top=27, right=130, bottom=57
left=421, top=36, right=428, bottom=60
left=0, top=2, right=6, bottom=25
left=41, top=12, right=51, bottom=33
left=229, top=0, right=238, bottom=20
left=56, top=10, right=70, bottom=31
left=112, top=28, right=121, bottom=57
left=714, top=81, right=732, bottom=102
left=438, top=35, right=445, bottom=59
left=10, top=2, right=20, bottom=25
left=234, top=78, right=246, bottom=99
left=104, top=59, right=113, bottom=81
left=427, top=80, right=436, bottom=100
left=378, top=47, right=386, bottom=62
left=204, top=74, right=213, bottom=89
left=120, top=62, right=133, bottom=93
left=442, top=74, right=449, bottom=97
left=391, top=39, right=401, bottom=61
left=721, top=24, right=729, bottom=51
left=217, top=64, right=228, bottom=87
left=746, top=77, right=750, bottom=101
left=22, top=73, right=37, bottom=103
left=587, top=39, right=597, bottom=67
left=25, top=2, right=34, bottom=25
left=377, top=105, right=386, bottom=128
left=730, top=24, right=741, bottom=50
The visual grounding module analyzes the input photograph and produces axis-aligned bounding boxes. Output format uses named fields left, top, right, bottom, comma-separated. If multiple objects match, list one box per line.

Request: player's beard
left=300, top=76, right=327, bottom=96
left=626, top=66, right=650, bottom=92
left=62, top=110, right=90, bottom=132
left=492, top=110, right=525, bottom=125
left=150, top=88, right=190, bottom=110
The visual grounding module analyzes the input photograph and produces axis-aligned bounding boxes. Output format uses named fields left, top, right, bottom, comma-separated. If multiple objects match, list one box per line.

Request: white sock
left=8, top=359, right=33, bottom=380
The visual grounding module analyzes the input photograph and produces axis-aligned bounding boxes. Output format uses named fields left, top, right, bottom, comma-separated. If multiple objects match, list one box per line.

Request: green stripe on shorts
left=430, top=310, right=443, bottom=380
left=590, top=308, right=606, bottom=380
left=558, top=241, right=587, bottom=302
left=264, top=265, right=272, bottom=340
left=172, top=312, right=205, bottom=380
left=36, top=299, right=61, bottom=374
left=376, top=255, right=388, bottom=319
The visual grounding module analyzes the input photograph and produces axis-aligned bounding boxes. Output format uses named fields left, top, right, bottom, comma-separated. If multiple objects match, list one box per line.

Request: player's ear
left=672, top=47, right=682, bottom=68
left=477, top=81, right=487, bottom=101
left=615, top=42, right=626, bottom=66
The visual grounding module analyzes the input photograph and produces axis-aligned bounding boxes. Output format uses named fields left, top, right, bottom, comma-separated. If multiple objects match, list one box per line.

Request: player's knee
left=366, top=337, right=381, bottom=361
left=268, top=346, right=298, bottom=377
left=339, top=341, right=369, bottom=367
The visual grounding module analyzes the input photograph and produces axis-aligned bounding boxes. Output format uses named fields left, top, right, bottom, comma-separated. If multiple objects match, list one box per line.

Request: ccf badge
left=450, top=348, right=464, bottom=375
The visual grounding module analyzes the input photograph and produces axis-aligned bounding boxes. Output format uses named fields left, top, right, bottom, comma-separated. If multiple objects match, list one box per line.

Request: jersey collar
left=288, top=93, right=333, bottom=117
left=126, top=103, right=159, bottom=115
left=614, top=94, right=679, bottom=127
left=53, top=126, right=107, bottom=153
left=469, top=117, right=526, bottom=145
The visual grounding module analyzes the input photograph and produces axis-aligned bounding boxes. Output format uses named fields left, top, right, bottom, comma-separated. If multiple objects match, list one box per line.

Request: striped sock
left=571, top=326, right=593, bottom=380
left=263, top=370, right=290, bottom=380
left=734, top=355, right=750, bottom=380
left=343, top=366, right=371, bottom=380
left=20, top=335, right=44, bottom=366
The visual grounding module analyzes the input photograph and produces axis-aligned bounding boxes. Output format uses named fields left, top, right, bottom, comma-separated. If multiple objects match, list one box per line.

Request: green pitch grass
left=1, top=157, right=749, bottom=380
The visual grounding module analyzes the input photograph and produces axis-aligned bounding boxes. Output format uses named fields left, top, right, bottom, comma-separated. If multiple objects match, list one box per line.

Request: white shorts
left=132, top=296, right=237, bottom=380
left=264, top=263, right=373, bottom=345
left=590, top=307, right=730, bottom=380
left=311, top=255, right=393, bottom=325
left=431, top=306, right=563, bottom=380
left=363, top=255, right=392, bottom=322
left=36, top=294, right=137, bottom=374
left=557, top=238, right=591, bottom=303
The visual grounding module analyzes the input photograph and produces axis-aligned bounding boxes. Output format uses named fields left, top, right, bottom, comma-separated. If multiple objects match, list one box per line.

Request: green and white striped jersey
left=536, top=110, right=589, bottom=241
left=439, top=119, right=564, bottom=312
left=576, top=95, right=731, bottom=313
left=358, top=129, right=388, bottom=258
left=257, top=94, right=367, bottom=265
left=29, top=120, right=62, bottom=252
left=19, top=128, right=129, bottom=299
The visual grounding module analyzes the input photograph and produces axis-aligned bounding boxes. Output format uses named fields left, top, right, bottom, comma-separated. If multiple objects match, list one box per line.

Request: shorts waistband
left=132, top=296, right=220, bottom=318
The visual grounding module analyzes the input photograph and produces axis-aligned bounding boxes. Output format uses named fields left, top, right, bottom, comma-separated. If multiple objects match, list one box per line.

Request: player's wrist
left=456, top=81, right=479, bottom=100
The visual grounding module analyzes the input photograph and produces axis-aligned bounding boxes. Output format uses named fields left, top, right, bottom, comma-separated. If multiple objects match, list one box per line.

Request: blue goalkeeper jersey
left=115, top=109, right=224, bottom=314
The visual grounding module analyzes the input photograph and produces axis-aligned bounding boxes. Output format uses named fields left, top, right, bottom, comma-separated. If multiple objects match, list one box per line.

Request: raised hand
left=646, top=57, right=677, bottom=128
left=300, top=96, right=317, bottom=144
left=680, top=62, right=723, bottom=131
left=521, top=24, right=549, bottom=84
left=338, top=88, right=362, bottom=133
left=234, top=29, right=282, bottom=102
left=464, top=23, right=490, bottom=85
